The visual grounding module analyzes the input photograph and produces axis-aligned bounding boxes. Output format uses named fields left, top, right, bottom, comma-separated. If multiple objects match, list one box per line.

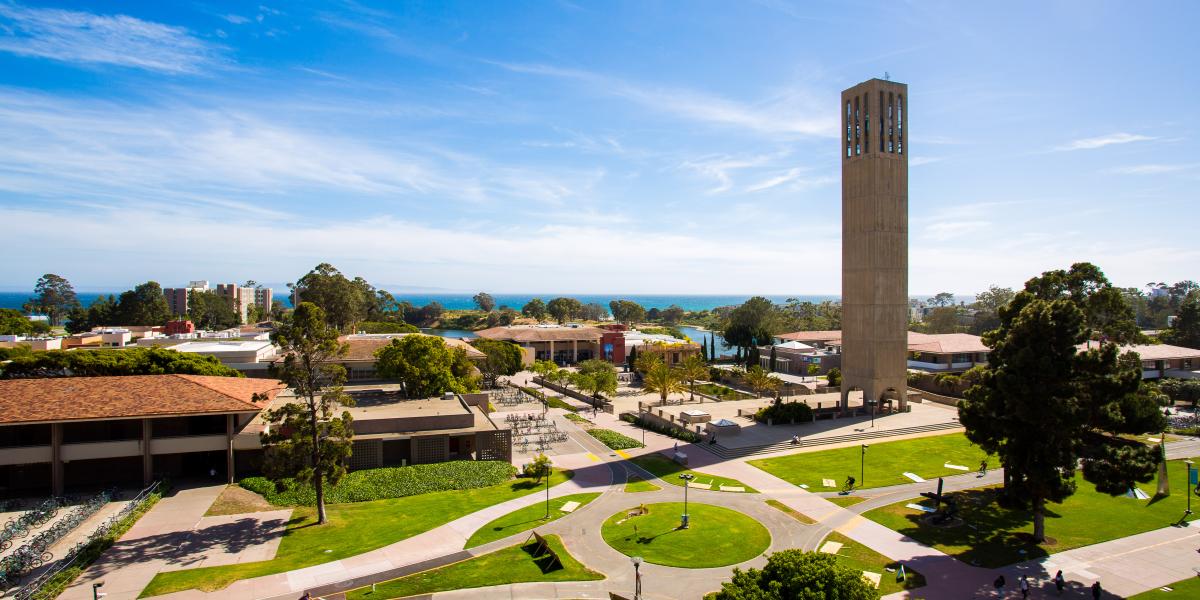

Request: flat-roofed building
left=769, top=330, right=990, bottom=374
left=331, top=334, right=487, bottom=381
left=0, top=375, right=283, bottom=494
left=624, top=329, right=702, bottom=366
left=475, top=325, right=606, bottom=365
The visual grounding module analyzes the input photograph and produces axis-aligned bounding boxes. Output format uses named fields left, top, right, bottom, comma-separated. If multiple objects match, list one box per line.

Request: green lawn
left=826, top=495, right=868, bottom=509
left=822, top=532, right=926, bottom=595
left=465, top=492, right=600, bottom=548
left=693, top=382, right=754, bottom=401
left=625, top=476, right=661, bottom=493
left=346, top=534, right=603, bottom=600
left=629, top=453, right=758, bottom=492
left=1129, top=575, right=1200, bottom=598
left=601, top=502, right=770, bottom=568
left=863, top=461, right=1200, bottom=568
left=749, top=433, right=991, bottom=491
left=140, top=470, right=574, bottom=596
left=765, top=499, right=815, bottom=524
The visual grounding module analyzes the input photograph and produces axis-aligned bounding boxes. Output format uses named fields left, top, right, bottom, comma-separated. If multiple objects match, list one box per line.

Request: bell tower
left=840, top=78, right=909, bottom=412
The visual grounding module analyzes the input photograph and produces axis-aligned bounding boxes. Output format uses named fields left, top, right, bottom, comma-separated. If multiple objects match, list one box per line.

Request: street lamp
left=860, top=444, right=869, bottom=490
left=632, top=556, right=643, bottom=600
left=92, top=582, right=105, bottom=600
left=867, top=399, right=877, bottom=427
left=679, top=473, right=695, bottom=528
left=544, top=458, right=552, bottom=519
left=1186, top=460, right=1195, bottom=518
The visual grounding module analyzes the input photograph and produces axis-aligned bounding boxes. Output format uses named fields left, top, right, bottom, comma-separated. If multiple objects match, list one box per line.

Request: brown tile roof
left=338, top=334, right=486, bottom=361
left=1096, top=343, right=1200, bottom=361
left=474, top=326, right=604, bottom=343
left=777, top=330, right=843, bottom=343
left=777, top=330, right=989, bottom=354
left=0, top=375, right=284, bottom=425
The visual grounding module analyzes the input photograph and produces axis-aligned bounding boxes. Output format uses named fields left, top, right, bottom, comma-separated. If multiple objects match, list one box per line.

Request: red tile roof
left=776, top=330, right=989, bottom=354
left=338, top=335, right=485, bottom=361
left=0, top=375, right=284, bottom=425
left=475, top=325, right=604, bottom=342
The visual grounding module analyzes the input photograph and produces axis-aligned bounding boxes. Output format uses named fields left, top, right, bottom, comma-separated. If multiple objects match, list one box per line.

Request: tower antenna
left=884, top=71, right=890, bottom=81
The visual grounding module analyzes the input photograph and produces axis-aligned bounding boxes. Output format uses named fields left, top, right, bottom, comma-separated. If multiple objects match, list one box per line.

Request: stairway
left=698, top=420, right=963, bottom=459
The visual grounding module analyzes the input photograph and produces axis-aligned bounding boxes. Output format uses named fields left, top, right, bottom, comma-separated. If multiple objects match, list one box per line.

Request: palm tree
left=678, top=354, right=709, bottom=402
left=744, top=365, right=781, bottom=399
left=641, top=356, right=686, bottom=406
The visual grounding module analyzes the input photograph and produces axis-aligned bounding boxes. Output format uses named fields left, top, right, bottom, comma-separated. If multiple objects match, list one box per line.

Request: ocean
left=1, top=292, right=838, bottom=313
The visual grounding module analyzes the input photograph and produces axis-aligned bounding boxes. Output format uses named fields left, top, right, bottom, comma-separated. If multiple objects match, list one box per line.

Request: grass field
left=821, top=532, right=926, bottom=595
left=1128, top=575, right=1200, bottom=598
left=749, top=433, right=991, bottom=491
left=629, top=453, right=757, bottom=492
left=765, top=499, right=815, bottom=524
left=625, top=476, right=661, bottom=493
left=141, top=469, right=574, bottom=596
left=863, top=461, right=1200, bottom=568
left=601, top=502, right=770, bottom=568
left=826, top=495, right=868, bottom=508
left=465, top=492, right=600, bottom=548
left=346, top=534, right=603, bottom=599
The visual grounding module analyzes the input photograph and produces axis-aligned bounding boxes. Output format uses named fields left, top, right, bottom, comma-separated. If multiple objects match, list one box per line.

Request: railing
left=8, top=482, right=160, bottom=599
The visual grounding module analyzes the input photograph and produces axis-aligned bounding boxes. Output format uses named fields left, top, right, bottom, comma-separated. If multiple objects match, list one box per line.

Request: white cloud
left=221, top=14, right=250, bottom=25
left=1109, top=163, right=1198, bottom=175
left=745, top=167, right=835, bottom=193
left=0, top=3, right=226, bottom=73
left=679, top=153, right=779, bottom=194
left=492, top=61, right=836, bottom=138
left=908, top=156, right=943, bottom=167
left=1054, top=132, right=1155, bottom=151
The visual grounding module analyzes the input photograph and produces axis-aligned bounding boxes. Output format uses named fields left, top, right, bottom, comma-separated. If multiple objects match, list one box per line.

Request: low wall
left=633, top=403, right=704, bottom=436
left=533, top=377, right=614, bottom=414
left=909, top=388, right=962, bottom=407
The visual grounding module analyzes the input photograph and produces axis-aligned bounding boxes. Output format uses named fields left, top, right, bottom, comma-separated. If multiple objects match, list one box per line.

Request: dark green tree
left=546, top=297, right=582, bottom=324
left=115, top=282, right=171, bottom=326
left=375, top=334, right=479, bottom=397
left=722, top=297, right=777, bottom=364
left=928, top=292, right=956, bottom=307
left=713, top=550, right=877, bottom=600
left=1, top=347, right=242, bottom=379
left=661, top=304, right=685, bottom=325
left=521, top=298, right=548, bottom=321
left=1162, top=292, right=1200, bottom=349
left=65, top=294, right=119, bottom=333
left=187, top=289, right=241, bottom=330
left=960, top=266, right=1165, bottom=542
left=497, top=306, right=519, bottom=325
left=292, top=263, right=368, bottom=331
left=23, top=274, right=80, bottom=326
left=1023, top=262, right=1142, bottom=343
left=473, top=292, right=495, bottom=312
left=768, top=345, right=777, bottom=371
left=971, top=285, right=1016, bottom=335
left=263, top=302, right=354, bottom=525
left=471, top=338, right=524, bottom=388
left=609, top=299, right=646, bottom=325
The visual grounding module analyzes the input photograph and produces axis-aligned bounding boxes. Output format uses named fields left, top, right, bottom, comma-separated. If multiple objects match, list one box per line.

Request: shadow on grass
left=883, top=488, right=1049, bottom=568
left=521, top=540, right=563, bottom=574
left=492, top=517, right=549, bottom=532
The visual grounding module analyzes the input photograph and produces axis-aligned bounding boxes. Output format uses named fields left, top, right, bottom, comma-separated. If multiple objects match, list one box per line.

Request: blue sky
left=0, top=1, right=1196, bottom=295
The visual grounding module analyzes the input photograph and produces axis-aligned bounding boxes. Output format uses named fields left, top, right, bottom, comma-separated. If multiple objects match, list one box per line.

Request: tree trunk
left=1032, top=497, right=1046, bottom=542
left=310, top=393, right=327, bottom=525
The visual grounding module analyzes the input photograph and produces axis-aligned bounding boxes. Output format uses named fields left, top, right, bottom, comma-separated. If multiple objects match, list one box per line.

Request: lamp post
left=868, top=399, right=877, bottom=427
left=632, top=555, right=643, bottom=600
left=92, top=582, right=105, bottom=600
left=545, top=458, right=552, bottom=519
left=860, top=444, right=869, bottom=489
left=679, top=473, right=695, bottom=528
left=1187, top=460, right=1195, bottom=518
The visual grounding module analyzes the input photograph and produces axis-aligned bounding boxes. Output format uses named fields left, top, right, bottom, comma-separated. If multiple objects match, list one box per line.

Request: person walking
left=1092, top=581, right=1102, bottom=599
left=1019, top=575, right=1030, bottom=599
left=1054, top=570, right=1065, bottom=595
left=994, top=574, right=1006, bottom=597
left=979, top=459, right=989, bottom=477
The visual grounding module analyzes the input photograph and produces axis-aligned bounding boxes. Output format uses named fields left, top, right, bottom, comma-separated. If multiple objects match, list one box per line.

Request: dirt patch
left=205, top=485, right=275, bottom=516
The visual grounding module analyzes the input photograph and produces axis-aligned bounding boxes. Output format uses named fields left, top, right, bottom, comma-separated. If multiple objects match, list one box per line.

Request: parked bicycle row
left=0, top=488, right=114, bottom=589
left=2, top=497, right=68, bottom=549
left=505, top=412, right=551, bottom=424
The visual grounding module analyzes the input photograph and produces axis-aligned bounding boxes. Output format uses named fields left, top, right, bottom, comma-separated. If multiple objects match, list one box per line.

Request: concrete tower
left=840, top=78, right=908, bottom=413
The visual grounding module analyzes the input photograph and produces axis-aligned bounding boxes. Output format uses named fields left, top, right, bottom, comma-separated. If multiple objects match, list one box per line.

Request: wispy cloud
left=678, top=153, right=781, bottom=193
left=492, top=61, right=837, bottom=138
left=1109, top=163, right=1198, bottom=175
left=1054, top=132, right=1155, bottom=151
left=745, top=167, right=835, bottom=193
left=908, top=156, right=943, bottom=167
left=0, top=3, right=226, bottom=73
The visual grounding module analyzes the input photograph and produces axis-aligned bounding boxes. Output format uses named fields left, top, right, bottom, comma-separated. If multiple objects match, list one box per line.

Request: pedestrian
left=993, top=574, right=1006, bottom=597
left=1092, top=581, right=1102, bottom=600
left=300, top=592, right=311, bottom=600
left=1019, top=575, right=1030, bottom=599
left=1054, top=570, right=1065, bottom=595
left=980, top=459, right=988, bottom=477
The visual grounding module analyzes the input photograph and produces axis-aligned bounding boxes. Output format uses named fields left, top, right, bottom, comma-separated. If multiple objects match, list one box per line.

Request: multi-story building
left=164, top=281, right=272, bottom=324
left=253, top=287, right=273, bottom=320
left=215, top=284, right=258, bottom=324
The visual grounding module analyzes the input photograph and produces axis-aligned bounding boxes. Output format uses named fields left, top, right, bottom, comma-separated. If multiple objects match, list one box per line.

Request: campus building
left=475, top=325, right=606, bottom=365
left=331, top=333, right=487, bottom=381
left=1101, top=343, right=1200, bottom=380
left=840, top=77, right=909, bottom=412
left=767, top=331, right=989, bottom=376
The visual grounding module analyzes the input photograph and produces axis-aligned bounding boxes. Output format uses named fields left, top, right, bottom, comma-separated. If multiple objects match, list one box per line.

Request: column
left=548, top=341, right=555, bottom=364
left=572, top=340, right=578, bottom=363
left=51, top=423, right=63, bottom=496
left=142, top=418, right=153, bottom=486
left=226, top=414, right=235, bottom=484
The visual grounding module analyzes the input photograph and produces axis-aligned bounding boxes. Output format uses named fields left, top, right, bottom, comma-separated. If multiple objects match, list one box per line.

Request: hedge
left=588, top=428, right=644, bottom=450
left=241, top=461, right=519, bottom=506
left=620, top=413, right=700, bottom=443
left=755, top=401, right=814, bottom=424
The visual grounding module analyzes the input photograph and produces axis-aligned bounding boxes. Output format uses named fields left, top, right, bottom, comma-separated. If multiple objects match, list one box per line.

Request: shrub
left=588, top=428, right=644, bottom=450
left=240, top=460, right=518, bottom=506
left=358, top=321, right=420, bottom=334
left=755, top=401, right=814, bottom=424
left=522, top=453, right=551, bottom=481
left=620, top=413, right=700, bottom=443
left=826, top=367, right=842, bottom=388
left=564, top=412, right=592, bottom=425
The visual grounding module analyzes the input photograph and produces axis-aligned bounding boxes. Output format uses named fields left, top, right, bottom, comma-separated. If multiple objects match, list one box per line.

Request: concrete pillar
left=573, top=340, right=578, bottom=363
left=142, top=418, right=153, bottom=486
left=226, top=414, right=235, bottom=484
left=548, top=341, right=555, bottom=363
left=51, top=423, right=63, bottom=496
